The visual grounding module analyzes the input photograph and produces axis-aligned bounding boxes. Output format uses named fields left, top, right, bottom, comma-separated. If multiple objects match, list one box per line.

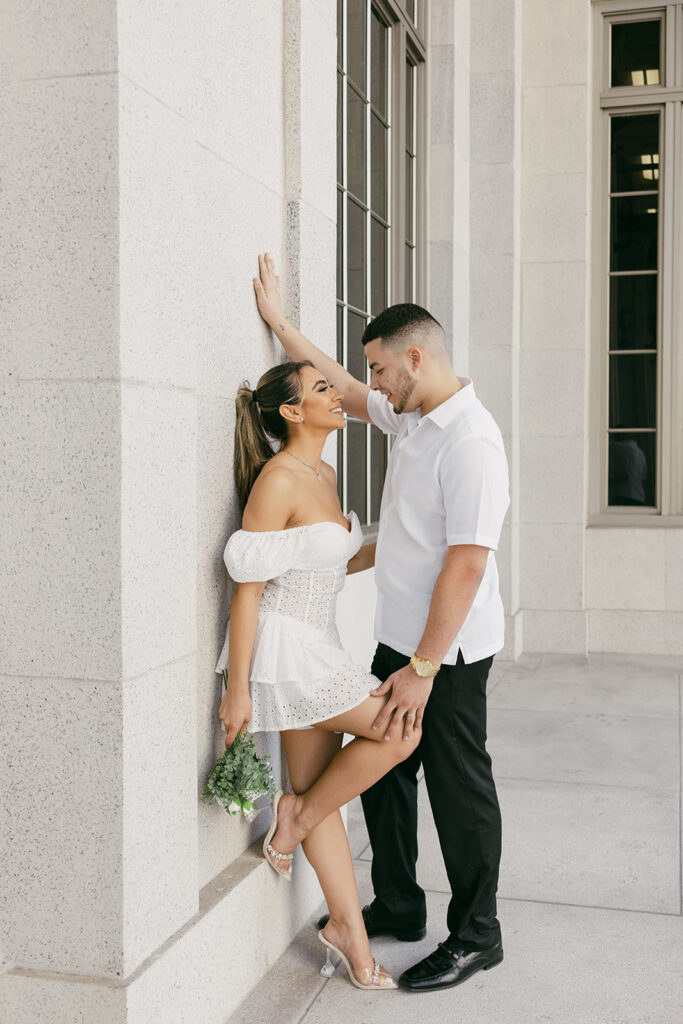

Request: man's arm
left=410, top=544, right=489, bottom=667
left=371, top=545, right=489, bottom=740
left=347, top=542, right=376, bottom=575
left=253, top=252, right=371, bottom=422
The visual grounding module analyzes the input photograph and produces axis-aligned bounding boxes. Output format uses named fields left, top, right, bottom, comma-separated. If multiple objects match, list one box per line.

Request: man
left=253, top=253, right=510, bottom=992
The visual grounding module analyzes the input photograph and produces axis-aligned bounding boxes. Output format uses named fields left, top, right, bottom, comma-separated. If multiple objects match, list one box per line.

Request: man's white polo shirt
left=367, top=379, right=510, bottom=665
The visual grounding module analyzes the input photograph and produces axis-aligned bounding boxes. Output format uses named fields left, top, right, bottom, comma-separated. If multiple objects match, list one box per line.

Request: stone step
left=0, top=838, right=322, bottom=1024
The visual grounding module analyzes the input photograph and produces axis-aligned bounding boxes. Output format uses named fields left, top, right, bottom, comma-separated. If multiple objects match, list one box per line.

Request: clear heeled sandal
left=262, top=790, right=293, bottom=881
left=318, top=930, right=398, bottom=990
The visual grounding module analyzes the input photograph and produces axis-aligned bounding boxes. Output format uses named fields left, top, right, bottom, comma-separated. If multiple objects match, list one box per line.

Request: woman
left=216, top=356, right=420, bottom=991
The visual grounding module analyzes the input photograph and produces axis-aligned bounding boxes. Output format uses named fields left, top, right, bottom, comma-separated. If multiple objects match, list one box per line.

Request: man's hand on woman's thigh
left=371, top=666, right=433, bottom=741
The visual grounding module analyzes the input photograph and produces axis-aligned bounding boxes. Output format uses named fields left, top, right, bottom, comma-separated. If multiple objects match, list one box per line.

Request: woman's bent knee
left=386, top=727, right=420, bottom=763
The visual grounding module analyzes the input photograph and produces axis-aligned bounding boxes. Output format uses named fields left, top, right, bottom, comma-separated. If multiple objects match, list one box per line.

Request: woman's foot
left=265, top=792, right=308, bottom=877
left=319, top=925, right=397, bottom=987
left=321, top=919, right=397, bottom=988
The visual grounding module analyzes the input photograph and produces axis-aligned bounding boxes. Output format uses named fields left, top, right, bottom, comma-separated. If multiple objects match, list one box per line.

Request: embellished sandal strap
left=266, top=843, right=293, bottom=862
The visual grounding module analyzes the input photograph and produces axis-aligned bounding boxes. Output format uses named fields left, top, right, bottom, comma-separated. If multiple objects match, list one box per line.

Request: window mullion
left=340, top=0, right=348, bottom=514
left=659, top=100, right=675, bottom=514
left=365, top=0, right=372, bottom=525
left=671, top=97, right=683, bottom=511
left=391, top=21, right=407, bottom=302
left=601, top=107, right=612, bottom=513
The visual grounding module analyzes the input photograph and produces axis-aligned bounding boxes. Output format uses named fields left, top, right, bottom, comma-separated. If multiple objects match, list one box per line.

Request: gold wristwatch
left=410, top=653, right=440, bottom=678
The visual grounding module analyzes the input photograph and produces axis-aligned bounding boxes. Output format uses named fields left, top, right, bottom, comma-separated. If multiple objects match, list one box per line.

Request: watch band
left=410, top=653, right=440, bottom=678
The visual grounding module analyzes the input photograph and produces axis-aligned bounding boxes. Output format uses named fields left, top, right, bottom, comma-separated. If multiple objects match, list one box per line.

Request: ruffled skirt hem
left=216, top=609, right=379, bottom=732
left=247, top=681, right=378, bottom=733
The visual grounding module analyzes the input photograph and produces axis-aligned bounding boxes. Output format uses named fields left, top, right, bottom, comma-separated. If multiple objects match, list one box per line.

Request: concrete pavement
left=227, top=654, right=683, bottom=1024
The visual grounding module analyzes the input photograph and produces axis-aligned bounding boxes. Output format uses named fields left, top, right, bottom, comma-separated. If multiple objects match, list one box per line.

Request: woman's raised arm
left=252, top=252, right=371, bottom=423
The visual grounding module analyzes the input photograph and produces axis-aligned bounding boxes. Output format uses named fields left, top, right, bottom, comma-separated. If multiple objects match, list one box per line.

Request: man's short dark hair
left=361, top=303, right=443, bottom=347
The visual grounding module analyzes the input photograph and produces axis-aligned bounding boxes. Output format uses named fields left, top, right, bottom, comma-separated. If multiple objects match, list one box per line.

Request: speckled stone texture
left=0, top=381, right=122, bottom=680
left=0, top=75, right=120, bottom=381
left=468, top=0, right=522, bottom=661
left=0, top=676, right=124, bottom=975
left=2, top=0, right=333, bottom=1018
left=120, top=385, right=197, bottom=681
left=518, top=0, right=590, bottom=655
left=0, top=844, right=322, bottom=1024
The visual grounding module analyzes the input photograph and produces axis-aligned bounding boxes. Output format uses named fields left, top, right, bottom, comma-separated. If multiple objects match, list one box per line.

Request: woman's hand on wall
left=253, top=252, right=284, bottom=327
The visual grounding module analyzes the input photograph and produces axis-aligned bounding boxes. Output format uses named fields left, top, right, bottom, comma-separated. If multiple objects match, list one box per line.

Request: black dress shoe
left=316, top=903, right=426, bottom=942
left=399, top=940, right=504, bottom=991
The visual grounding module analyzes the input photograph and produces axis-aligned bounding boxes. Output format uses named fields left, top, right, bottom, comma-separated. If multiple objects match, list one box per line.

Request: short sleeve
left=224, top=527, right=306, bottom=582
left=438, top=435, right=510, bottom=550
left=366, top=389, right=407, bottom=435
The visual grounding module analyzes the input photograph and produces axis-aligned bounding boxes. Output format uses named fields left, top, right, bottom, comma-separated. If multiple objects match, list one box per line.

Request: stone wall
left=0, top=2, right=332, bottom=1020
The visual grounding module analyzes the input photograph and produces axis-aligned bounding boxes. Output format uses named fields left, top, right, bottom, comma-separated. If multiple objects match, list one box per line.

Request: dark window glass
left=337, top=189, right=344, bottom=301
left=611, top=113, right=659, bottom=192
left=336, top=304, right=343, bottom=363
left=611, top=20, right=661, bottom=87
left=371, top=218, right=387, bottom=315
left=609, top=352, right=657, bottom=429
left=405, top=153, right=414, bottom=243
left=346, top=419, right=368, bottom=516
left=610, top=194, right=658, bottom=272
left=337, top=0, right=423, bottom=521
left=371, top=9, right=388, bottom=119
left=347, top=0, right=367, bottom=93
left=608, top=432, right=656, bottom=506
left=405, top=243, right=414, bottom=300
left=609, top=275, right=657, bottom=350
left=371, top=428, right=387, bottom=521
left=337, top=0, right=343, bottom=67
left=337, top=72, right=344, bottom=184
left=347, top=309, right=368, bottom=383
left=347, top=198, right=367, bottom=311
left=371, top=114, right=387, bottom=219
left=347, top=84, right=366, bottom=202
left=406, top=61, right=414, bottom=152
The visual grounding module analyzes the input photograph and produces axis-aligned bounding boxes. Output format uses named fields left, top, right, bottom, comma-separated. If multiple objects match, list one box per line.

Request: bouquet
left=201, top=672, right=276, bottom=821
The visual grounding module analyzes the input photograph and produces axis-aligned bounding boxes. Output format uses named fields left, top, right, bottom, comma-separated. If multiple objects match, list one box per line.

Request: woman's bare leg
left=271, top=694, right=420, bottom=863
left=280, top=729, right=376, bottom=974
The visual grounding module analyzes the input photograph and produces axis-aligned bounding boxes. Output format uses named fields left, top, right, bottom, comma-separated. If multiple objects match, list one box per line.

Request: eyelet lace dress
left=215, top=511, right=379, bottom=732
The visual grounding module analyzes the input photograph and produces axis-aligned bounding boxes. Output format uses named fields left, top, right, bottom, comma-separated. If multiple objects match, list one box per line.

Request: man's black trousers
left=360, top=642, right=502, bottom=952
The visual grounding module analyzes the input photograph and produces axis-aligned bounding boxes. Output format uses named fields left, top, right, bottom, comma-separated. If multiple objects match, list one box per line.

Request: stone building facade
left=1, top=1, right=681, bottom=1021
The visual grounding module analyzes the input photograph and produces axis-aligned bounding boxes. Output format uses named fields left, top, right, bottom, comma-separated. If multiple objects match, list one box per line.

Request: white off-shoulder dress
left=214, top=511, right=379, bottom=732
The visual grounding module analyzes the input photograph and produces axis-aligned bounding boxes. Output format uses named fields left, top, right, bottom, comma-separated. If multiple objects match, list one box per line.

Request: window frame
left=590, top=0, right=683, bottom=525
left=336, top=0, right=427, bottom=526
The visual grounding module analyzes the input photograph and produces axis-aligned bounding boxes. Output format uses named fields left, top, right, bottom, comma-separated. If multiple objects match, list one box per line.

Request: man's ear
left=406, top=346, right=423, bottom=371
left=279, top=403, right=303, bottom=424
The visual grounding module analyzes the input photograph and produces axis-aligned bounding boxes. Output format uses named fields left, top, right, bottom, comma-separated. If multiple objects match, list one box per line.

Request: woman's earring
left=299, top=416, right=304, bottom=422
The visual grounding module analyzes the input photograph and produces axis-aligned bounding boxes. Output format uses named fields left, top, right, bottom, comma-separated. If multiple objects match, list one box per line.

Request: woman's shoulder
left=320, top=461, right=336, bottom=484
left=243, top=461, right=298, bottom=532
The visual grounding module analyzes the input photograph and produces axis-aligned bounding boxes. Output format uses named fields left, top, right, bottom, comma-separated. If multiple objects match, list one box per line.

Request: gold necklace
left=284, top=449, right=322, bottom=479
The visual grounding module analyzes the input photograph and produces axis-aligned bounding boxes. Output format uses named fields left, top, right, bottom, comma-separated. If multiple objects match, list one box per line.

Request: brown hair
left=234, top=360, right=313, bottom=508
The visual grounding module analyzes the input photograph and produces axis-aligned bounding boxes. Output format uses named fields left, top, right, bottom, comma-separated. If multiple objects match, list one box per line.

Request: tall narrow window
left=607, top=111, right=659, bottom=506
left=337, top=0, right=426, bottom=523
left=593, top=4, right=682, bottom=519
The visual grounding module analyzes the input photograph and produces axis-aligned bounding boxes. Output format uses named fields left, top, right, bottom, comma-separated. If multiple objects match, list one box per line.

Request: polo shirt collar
left=421, top=378, right=475, bottom=429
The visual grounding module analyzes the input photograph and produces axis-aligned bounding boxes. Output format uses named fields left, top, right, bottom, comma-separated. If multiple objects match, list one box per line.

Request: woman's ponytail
left=234, top=361, right=313, bottom=508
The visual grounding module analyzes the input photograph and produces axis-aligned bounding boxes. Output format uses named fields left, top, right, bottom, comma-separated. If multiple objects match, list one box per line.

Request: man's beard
left=391, top=368, right=417, bottom=413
